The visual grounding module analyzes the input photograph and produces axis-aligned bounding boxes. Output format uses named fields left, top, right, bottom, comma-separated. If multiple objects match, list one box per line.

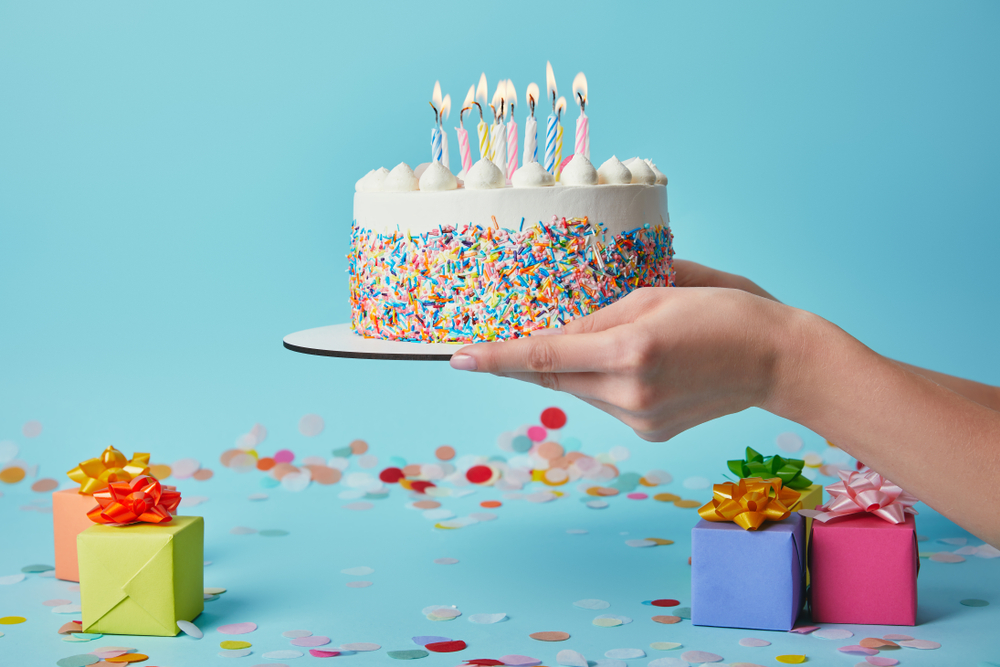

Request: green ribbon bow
left=727, top=447, right=812, bottom=490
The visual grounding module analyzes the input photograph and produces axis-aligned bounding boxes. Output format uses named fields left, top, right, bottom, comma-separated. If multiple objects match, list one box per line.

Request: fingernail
left=449, top=354, right=478, bottom=371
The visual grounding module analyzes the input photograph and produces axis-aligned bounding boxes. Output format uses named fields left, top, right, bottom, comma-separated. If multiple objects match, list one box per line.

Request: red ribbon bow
left=87, top=475, right=181, bottom=525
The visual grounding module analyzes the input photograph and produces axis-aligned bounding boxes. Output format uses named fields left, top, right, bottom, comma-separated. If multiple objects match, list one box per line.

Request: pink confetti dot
left=299, top=414, right=325, bottom=437
left=218, top=622, right=257, bottom=635
left=42, top=599, right=72, bottom=607
left=526, top=426, right=547, bottom=442
left=681, top=651, right=723, bottom=663
left=739, top=637, right=771, bottom=647
left=273, top=449, right=295, bottom=464
left=866, top=658, right=900, bottom=666
left=310, top=649, right=341, bottom=658
left=22, top=421, right=43, bottom=438
left=898, top=639, right=941, bottom=650
left=292, top=635, right=331, bottom=647
left=839, top=645, right=877, bottom=655
left=626, top=492, right=648, bottom=500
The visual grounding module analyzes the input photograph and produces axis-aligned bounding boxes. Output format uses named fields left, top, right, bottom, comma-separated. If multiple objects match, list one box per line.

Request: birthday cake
left=349, top=68, right=674, bottom=344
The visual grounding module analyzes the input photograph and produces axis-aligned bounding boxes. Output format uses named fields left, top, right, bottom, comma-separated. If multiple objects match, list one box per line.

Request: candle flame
left=526, top=82, right=539, bottom=109
left=572, top=72, right=587, bottom=107
left=555, top=96, right=566, bottom=118
left=546, top=61, right=558, bottom=104
left=440, top=94, right=451, bottom=121
left=476, top=73, right=488, bottom=108
left=432, top=81, right=442, bottom=109
left=463, top=85, right=475, bottom=109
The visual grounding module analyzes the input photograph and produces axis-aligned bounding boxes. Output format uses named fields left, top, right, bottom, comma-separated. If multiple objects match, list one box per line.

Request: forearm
left=894, top=361, right=1000, bottom=412
left=765, top=309, right=1000, bottom=546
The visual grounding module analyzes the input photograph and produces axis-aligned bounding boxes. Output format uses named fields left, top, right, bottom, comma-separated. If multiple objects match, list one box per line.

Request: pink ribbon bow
left=799, top=469, right=918, bottom=524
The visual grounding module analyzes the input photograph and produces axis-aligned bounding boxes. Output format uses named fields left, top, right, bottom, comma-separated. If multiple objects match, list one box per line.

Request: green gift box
left=79, top=515, right=204, bottom=636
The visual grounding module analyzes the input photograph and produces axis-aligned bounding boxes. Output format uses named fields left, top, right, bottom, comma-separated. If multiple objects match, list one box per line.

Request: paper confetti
left=388, top=650, right=430, bottom=660
left=219, top=648, right=252, bottom=658
left=960, top=598, right=989, bottom=607
left=342, top=642, right=380, bottom=651
left=556, top=649, right=587, bottom=666
left=176, top=620, right=202, bottom=638
left=739, top=638, right=771, bottom=647
left=898, top=639, right=942, bottom=649
left=605, top=648, right=644, bottom=659
left=812, top=628, right=854, bottom=640
left=681, top=651, right=723, bottom=663
left=262, top=649, right=305, bottom=659
left=775, top=656, right=808, bottom=664
left=530, top=631, right=570, bottom=641
left=291, top=635, right=331, bottom=647
left=218, top=622, right=257, bottom=635
left=651, top=615, right=681, bottom=624
left=650, top=643, right=682, bottom=651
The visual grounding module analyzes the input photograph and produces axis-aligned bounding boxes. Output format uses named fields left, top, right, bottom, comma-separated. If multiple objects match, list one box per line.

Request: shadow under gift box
left=79, top=515, right=204, bottom=636
left=691, top=513, right=806, bottom=631
left=809, top=513, right=918, bottom=625
left=53, top=489, right=101, bottom=582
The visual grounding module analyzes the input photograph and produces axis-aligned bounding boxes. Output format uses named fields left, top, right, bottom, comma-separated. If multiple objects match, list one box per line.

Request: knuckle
left=616, top=331, right=657, bottom=374
left=525, top=340, right=557, bottom=373
left=537, top=372, right=560, bottom=391
left=619, top=383, right=658, bottom=414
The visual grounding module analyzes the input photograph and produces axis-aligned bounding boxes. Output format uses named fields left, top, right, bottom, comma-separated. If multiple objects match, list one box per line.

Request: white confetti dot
left=776, top=432, right=804, bottom=453
left=22, top=421, right=43, bottom=438
left=176, top=620, right=202, bottom=638
left=299, top=414, right=325, bottom=437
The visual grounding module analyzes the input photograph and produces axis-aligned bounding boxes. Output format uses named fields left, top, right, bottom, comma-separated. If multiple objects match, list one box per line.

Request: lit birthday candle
left=456, top=85, right=475, bottom=176
left=544, top=61, right=559, bottom=174
left=555, top=96, right=566, bottom=180
left=475, top=73, right=490, bottom=161
left=430, top=81, right=443, bottom=163
left=506, top=79, right=518, bottom=182
left=440, top=93, right=451, bottom=171
left=524, top=82, right=539, bottom=165
left=490, top=81, right=507, bottom=172
left=572, top=72, right=589, bottom=158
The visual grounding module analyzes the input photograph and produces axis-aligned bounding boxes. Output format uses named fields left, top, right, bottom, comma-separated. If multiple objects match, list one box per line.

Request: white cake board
left=283, top=323, right=462, bottom=361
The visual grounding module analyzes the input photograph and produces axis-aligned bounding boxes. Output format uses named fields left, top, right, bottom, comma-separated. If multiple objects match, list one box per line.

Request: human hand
left=449, top=286, right=803, bottom=442
left=672, top=259, right=778, bottom=302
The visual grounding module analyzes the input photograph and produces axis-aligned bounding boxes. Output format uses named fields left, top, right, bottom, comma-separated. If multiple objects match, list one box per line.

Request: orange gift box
left=53, top=489, right=99, bottom=582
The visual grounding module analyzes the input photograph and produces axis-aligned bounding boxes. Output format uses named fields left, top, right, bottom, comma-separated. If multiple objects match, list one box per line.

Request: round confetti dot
left=56, top=656, right=99, bottom=667
left=263, top=650, right=305, bottom=659
left=341, top=643, right=380, bottom=651
left=231, top=526, right=257, bottom=535
left=31, top=478, right=59, bottom=492
left=148, top=464, right=172, bottom=479
left=682, top=651, right=722, bottom=663
left=651, top=615, right=681, bottom=624
left=650, top=599, right=680, bottom=607
left=435, top=446, right=455, bottom=461
left=291, top=636, right=331, bottom=647
left=468, top=613, right=506, bottom=624
left=738, top=637, right=771, bottom=648
left=511, top=435, right=533, bottom=453
left=176, top=619, right=202, bottom=638
left=425, top=640, right=467, bottom=653
left=412, top=500, right=440, bottom=509
left=105, top=654, right=149, bottom=663
left=650, top=642, right=682, bottom=651
left=673, top=499, right=702, bottom=509
left=283, top=630, right=312, bottom=638
left=839, top=646, right=877, bottom=655
left=218, top=622, right=258, bottom=635
left=775, top=656, right=807, bottom=664
left=930, top=552, right=965, bottom=563
left=530, top=631, right=570, bottom=642
left=388, top=650, right=430, bottom=660
left=0, top=441, right=18, bottom=463
left=480, top=500, right=502, bottom=508
left=308, top=465, right=341, bottom=485
left=22, top=420, right=43, bottom=438
left=606, top=648, right=644, bottom=659
left=776, top=432, right=804, bottom=452
left=193, top=468, right=214, bottom=481
left=526, top=425, right=547, bottom=442
left=653, top=493, right=680, bottom=502
left=44, top=599, right=73, bottom=606
left=466, top=465, right=493, bottom=484
left=273, top=449, right=295, bottom=464
left=0, top=467, right=26, bottom=484
left=536, top=441, right=564, bottom=460
left=813, top=628, right=853, bottom=640
left=586, top=499, right=608, bottom=509
left=859, top=638, right=898, bottom=649
left=310, top=649, right=341, bottom=657
left=21, top=563, right=53, bottom=573
left=540, top=407, right=567, bottom=429
left=220, top=640, right=252, bottom=649
left=898, top=639, right=941, bottom=649
left=865, top=658, right=900, bottom=667
left=349, top=439, right=369, bottom=454
left=255, top=457, right=275, bottom=471
left=298, top=414, right=325, bottom=437
left=882, top=634, right=913, bottom=641
left=380, top=467, right=405, bottom=483
left=960, top=598, right=989, bottom=607
left=627, top=492, right=648, bottom=500
left=0, top=616, right=26, bottom=624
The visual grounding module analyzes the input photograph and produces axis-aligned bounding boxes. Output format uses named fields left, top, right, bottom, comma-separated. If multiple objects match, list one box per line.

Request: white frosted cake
left=350, top=154, right=673, bottom=344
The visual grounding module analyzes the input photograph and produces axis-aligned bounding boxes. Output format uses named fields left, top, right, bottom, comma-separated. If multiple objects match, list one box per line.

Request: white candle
left=524, top=82, right=539, bottom=164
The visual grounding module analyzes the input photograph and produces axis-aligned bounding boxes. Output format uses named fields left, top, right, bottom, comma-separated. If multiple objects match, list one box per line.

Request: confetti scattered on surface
left=605, top=648, right=644, bottom=659
left=263, top=649, right=304, bottom=659
left=346, top=580, right=373, bottom=588
left=176, top=619, right=202, bottom=638
left=898, top=639, right=942, bottom=649
left=218, top=622, right=257, bottom=635
left=219, top=648, right=252, bottom=658
left=839, top=645, right=878, bottom=655
left=105, top=653, right=148, bottom=663
left=960, top=598, right=989, bottom=607
left=775, top=656, right=808, bottom=664
left=283, top=630, right=312, bottom=638
left=859, top=638, right=898, bottom=649
left=864, top=658, right=899, bottom=666
left=0, top=574, right=26, bottom=585
left=651, top=615, right=681, bottom=624
left=529, top=631, right=570, bottom=642
left=56, top=656, right=99, bottom=667
left=649, top=599, right=680, bottom=607
left=812, top=628, right=853, bottom=640
left=388, top=650, right=430, bottom=660
left=650, top=642, right=682, bottom=651
left=556, top=649, right=588, bottom=666
left=681, top=650, right=723, bottom=663
left=739, top=638, right=771, bottom=647
left=291, top=635, right=331, bottom=647
left=341, top=642, right=380, bottom=651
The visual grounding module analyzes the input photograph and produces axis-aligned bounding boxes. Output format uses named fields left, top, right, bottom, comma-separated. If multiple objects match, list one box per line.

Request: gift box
left=692, top=513, right=806, bottom=630
left=79, top=515, right=204, bottom=636
left=53, top=489, right=101, bottom=582
left=54, top=446, right=152, bottom=582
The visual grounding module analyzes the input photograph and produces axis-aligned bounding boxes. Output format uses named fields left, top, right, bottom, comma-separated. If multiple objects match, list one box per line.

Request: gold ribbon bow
left=67, top=446, right=151, bottom=495
left=697, top=477, right=802, bottom=530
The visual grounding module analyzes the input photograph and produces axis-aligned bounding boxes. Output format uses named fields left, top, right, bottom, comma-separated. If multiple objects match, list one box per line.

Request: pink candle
left=456, top=126, right=472, bottom=175
left=575, top=112, right=588, bottom=157
left=507, top=120, right=518, bottom=181
left=572, top=72, right=589, bottom=158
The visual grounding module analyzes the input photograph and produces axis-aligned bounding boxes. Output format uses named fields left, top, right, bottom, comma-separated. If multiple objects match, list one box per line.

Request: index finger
left=449, top=329, right=620, bottom=376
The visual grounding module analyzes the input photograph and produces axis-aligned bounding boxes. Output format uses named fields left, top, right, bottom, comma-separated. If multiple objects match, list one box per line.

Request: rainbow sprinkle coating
left=348, top=216, right=675, bottom=343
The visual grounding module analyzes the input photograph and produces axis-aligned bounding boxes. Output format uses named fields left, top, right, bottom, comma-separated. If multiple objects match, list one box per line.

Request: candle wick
left=529, top=99, right=535, bottom=118
left=576, top=92, right=586, bottom=113
left=551, top=91, right=556, bottom=114
left=509, top=102, right=515, bottom=121
left=429, top=101, right=439, bottom=125
left=473, top=101, right=484, bottom=123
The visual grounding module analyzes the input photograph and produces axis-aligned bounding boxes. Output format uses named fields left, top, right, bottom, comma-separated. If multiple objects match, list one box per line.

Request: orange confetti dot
left=31, top=478, right=59, bottom=492
left=435, top=446, right=455, bottom=461
left=218, top=449, right=242, bottom=467
left=653, top=493, right=680, bottom=502
left=0, top=467, right=25, bottom=484
left=305, top=465, right=341, bottom=485
left=536, top=441, right=564, bottom=460
left=480, top=500, right=502, bottom=509
left=529, top=631, right=570, bottom=641
left=673, top=499, right=702, bottom=509
left=651, top=615, right=681, bottom=624
left=148, top=464, right=172, bottom=480
left=192, top=468, right=214, bottom=481
left=256, top=457, right=276, bottom=471
left=270, top=463, right=299, bottom=480
left=403, top=464, right=422, bottom=477
left=349, top=439, right=369, bottom=455
left=859, top=638, right=899, bottom=649
left=413, top=500, right=441, bottom=509
left=106, top=654, right=149, bottom=663
left=596, top=487, right=619, bottom=497
left=645, top=538, right=674, bottom=545
left=639, top=476, right=658, bottom=487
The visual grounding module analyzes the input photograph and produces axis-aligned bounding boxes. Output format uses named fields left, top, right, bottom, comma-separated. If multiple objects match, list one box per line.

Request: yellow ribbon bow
left=66, top=446, right=151, bottom=495
left=697, top=477, right=802, bottom=531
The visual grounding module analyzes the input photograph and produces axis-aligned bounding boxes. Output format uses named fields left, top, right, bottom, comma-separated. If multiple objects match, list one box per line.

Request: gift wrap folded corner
left=79, top=515, right=204, bottom=636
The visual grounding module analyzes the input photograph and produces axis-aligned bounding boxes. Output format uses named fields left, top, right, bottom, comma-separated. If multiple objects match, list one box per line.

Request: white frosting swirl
left=645, top=159, right=668, bottom=185
left=414, top=162, right=431, bottom=180
left=627, top=158, right=656, bottom=185
left=559, top=155, right=598, bottom=186
left=511, top=161, right=555, bottom=188
left=418, top=161, right=458, bottom=191
left=597, top=156, right=632, bottom=185
left=464, top=158, right=506, bottom=190
left=383, top=163, right=419, bottom=192
left=355, top=167, right=389, bottom=193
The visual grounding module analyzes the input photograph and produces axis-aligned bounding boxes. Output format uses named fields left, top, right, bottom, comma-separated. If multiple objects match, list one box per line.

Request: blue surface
left=1, top=1, right=999, bottom=665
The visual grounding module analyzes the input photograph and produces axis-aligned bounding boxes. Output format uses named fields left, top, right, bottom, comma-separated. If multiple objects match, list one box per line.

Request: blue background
left=1, top=2, right=999, bottom=666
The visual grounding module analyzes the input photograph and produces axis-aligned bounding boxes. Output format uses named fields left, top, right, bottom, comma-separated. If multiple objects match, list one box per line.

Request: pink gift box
left=809, top=513, right=918, bottom=625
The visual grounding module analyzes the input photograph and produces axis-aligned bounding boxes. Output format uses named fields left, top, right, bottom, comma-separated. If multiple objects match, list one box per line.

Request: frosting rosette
left=727, top=447, right=811, bottom=490
left=798, top=469, right=918, bottom=525
left=87, top=475, right=181, bottom=525
left=67, top=446, right=151, bottom=495
left=698, top=477, right=802, bottom=530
